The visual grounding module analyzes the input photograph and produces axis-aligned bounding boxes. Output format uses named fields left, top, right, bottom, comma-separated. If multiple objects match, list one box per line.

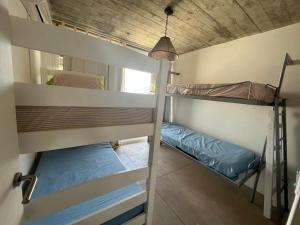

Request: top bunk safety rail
left=167, top=53, right=300, bottom=106
left=276, top=53, right=300, bottom=98
left=166, top=92, right=275, bottom=106
left=9, top=16, right=170, bottom=154
left=9, top=16, right=160, bottom=74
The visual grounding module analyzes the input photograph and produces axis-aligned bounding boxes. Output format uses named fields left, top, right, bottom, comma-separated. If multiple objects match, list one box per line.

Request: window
left=122, top=68, right=153, bottom=94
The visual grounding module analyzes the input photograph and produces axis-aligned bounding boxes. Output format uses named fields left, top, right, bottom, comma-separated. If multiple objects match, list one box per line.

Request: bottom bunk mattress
left=161, top=122, right=258, bottom=181
left=27, top=143, right=144, bottom=225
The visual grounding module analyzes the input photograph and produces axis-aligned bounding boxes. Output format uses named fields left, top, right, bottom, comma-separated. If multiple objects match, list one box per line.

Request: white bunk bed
left=10, top=16, right=169, bottom=225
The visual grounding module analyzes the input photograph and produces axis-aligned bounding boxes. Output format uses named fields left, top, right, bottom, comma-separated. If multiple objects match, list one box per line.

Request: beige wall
left=173, top=22, right=300, bottom=199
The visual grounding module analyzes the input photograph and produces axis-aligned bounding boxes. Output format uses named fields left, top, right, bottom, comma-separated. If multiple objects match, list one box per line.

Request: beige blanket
left=53, top=73, right=101, bottom=89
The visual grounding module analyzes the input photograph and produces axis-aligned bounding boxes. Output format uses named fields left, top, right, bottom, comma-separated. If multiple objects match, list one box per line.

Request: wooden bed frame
left=9, top=15, right=169, bottom=225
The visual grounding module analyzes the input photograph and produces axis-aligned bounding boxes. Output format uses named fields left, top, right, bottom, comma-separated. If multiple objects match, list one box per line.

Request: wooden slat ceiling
left=49, top=0, right=300, bottom=54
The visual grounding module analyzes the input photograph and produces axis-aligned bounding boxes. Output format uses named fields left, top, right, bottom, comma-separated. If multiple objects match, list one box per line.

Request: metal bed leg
left=250, top=138, right=267, bottom=203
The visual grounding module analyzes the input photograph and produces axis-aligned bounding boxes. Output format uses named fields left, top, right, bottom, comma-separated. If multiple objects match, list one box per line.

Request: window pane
left=123, top=68, right=152, bottom=94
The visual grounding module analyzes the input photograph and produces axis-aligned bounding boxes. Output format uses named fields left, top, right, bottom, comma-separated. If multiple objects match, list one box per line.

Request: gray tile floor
left=116, top=141, right=281, bottom=225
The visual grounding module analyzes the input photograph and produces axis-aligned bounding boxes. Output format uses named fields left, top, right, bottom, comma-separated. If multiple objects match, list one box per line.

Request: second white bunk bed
left=10, top=16, right=169, bottom=225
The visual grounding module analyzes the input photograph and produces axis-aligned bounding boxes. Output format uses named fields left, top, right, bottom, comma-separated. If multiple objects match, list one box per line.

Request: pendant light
left=148, top=6, right=178, bottom=62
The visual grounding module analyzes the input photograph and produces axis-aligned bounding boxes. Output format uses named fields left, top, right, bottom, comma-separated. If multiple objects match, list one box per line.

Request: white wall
left=173, top=23, right=300, bottom=200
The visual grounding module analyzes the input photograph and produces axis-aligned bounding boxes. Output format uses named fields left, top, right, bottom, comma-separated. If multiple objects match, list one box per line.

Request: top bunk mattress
left=167, top=82, right=276, bottom=103
left=161, top=122, right=258, bottom=181
left=27, top=143, right=144, bottom=225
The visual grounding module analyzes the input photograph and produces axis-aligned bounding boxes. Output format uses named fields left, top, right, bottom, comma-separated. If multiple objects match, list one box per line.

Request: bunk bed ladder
left=274, top=98, right=289, bottom=225
left=262, top=53, right=297, bottom=225
left=255, top=99, right=288, bottom=225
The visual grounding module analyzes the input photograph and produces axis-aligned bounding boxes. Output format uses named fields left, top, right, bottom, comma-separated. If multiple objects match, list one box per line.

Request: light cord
left=164, top=15, right=169, bottom=36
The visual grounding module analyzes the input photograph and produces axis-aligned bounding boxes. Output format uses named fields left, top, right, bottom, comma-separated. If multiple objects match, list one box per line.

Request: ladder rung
left=271, top=185, right=286, bottom=195
left=280, top=161, right=286, bottom=167
left=273, top=145, right=282, bottom=151
left=279, top=137, right=286, bottom=142
left=272, top=161, right=286, bottom=172
left=272, top=187, right=276, bottom=194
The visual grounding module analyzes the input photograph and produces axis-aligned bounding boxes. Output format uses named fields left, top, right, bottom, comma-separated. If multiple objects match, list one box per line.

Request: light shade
left=148, top=36, right=178, bottom=62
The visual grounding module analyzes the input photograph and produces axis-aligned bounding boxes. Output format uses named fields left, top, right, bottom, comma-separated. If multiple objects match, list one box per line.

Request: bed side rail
left=71, top=192, right=147, bottom=225
left=122, top=213, right=146, bottom=225
left=14, top=82, right=156, bottom=108
left=10, top=16, right=159, bottom=75
left=23, top=167, right=149, bottom=224
left=15, top=82, right=156, bottom=153
left=18, top=124, right=154, bottom=153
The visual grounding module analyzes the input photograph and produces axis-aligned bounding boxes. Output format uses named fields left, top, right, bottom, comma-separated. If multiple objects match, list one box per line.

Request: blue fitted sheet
left=161, top=122, right=258, bottom=181
left=27, top=143, right=144, bottom=225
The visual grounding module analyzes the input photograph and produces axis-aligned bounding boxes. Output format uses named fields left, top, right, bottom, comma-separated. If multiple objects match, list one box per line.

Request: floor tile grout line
left=156, top=190, right=187, bottom=225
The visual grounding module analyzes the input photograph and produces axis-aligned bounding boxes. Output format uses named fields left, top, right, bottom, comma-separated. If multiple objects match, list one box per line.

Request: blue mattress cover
left=27, top=143, right=144, bottom=225
left=161, top=122, right=258, bottom=180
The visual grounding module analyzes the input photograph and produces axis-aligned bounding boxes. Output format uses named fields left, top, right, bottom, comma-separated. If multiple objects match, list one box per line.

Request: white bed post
left=264, top=110, right=275, bottom=218
left=145, top=59, right=170, bottom=225
left=0, top=1, right=24, bottom=224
